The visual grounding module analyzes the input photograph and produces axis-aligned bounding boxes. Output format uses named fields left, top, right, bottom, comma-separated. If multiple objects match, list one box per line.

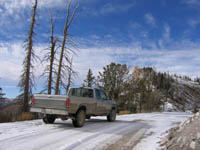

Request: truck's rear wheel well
left=77, top=105, right=86, bottom=114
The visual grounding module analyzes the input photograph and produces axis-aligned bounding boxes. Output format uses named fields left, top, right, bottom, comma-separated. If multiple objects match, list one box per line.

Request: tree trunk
left=55, top=44, right=65, bottom=95
left=66, top=59, right=73, bottom=94
left=55, top=0, right=78, bottom=94
left=23, top=0, right=37, bottom=112
left=66, top=73, right=71, bottom=94
left=48, top=13, right=56, bottom=94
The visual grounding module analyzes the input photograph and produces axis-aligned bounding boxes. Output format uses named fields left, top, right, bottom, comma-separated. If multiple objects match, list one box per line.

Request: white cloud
left=188, top=18, right=200, bottom=28
left=0, top=42, right=24, bottom=81
left=163, top=24, right=170, bottom=41
left=76, top=46, right=200, bottom=80
left=158, top=23, right=171, bottom=49
left=184, top=0, right=200, bottom=5
left=80, top=2, right=135, bottom=17
left=1, top=39, right=200, bottom=91
left=129, top=21, right=142, bottom=29
left=100, top=3, right=135, bottom=15
left=73, top=48, right=114, bottom=83
left=144, top=13, right=156, bottom=26
left=0, top=0, right=97, bottom=24
left=0, top=0, right=68, bottom=28
left=0, top=0, right=66, bottom=11
left=38, top=0, right=67, bottom=8
left=80, top=7, right=99, bottom=17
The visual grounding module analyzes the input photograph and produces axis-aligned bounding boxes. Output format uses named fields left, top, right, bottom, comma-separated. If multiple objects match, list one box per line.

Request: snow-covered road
left=0, top=112, right=191, bottom=150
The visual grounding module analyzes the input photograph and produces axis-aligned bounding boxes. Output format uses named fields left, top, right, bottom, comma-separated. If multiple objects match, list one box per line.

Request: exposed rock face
left=161, top=112, right=200, bottom=150
left=133, top=67, right=144, bottom=80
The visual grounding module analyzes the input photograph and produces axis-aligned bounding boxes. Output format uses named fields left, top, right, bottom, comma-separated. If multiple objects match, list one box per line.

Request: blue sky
left=0, top=0, right=200, bottom=98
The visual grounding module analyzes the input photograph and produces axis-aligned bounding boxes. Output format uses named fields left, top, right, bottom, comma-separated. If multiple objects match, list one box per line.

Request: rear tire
left=43, top=115, right=56, bottom=124
left=107, top=109, right=116, bottom=122
left=72, top=109, right=86, bottom=127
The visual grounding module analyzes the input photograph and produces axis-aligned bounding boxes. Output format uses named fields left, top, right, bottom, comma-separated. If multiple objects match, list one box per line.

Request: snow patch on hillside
left=163, top=102, right=179, bottom=112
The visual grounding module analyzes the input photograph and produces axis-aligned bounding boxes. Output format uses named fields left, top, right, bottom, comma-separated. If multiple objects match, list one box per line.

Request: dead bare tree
left=55, top=0, right=78, bottom=94
left=41, top=11, right=58, bottom=94
left=18, top=0, right=38, bottom=112
left=65, top=58, right=77, bottom=94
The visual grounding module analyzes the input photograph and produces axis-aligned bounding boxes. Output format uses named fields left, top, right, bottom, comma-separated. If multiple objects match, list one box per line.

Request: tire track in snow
left=0, top=118, right=148, bottom=150
left=58, top=121, right=148, bottom=150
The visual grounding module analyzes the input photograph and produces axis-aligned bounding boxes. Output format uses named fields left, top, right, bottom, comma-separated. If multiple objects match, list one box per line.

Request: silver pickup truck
left=30, top=87, right=116, bottom=127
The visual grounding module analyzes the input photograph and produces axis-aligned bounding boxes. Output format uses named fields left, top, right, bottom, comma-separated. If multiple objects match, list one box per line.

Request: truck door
left=95, top=89, right=105, bottom=115
left=81, top=88, right=96, bottom=114
left=99, top=90, right=111, bottom=114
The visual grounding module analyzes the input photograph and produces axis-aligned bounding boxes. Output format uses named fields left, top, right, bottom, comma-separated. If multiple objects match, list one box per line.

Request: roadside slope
left=160, top=112, right=200, bottom=150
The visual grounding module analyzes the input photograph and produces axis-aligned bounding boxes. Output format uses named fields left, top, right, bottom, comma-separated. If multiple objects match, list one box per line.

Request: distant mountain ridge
left=0, top=98, right=15, bottom=108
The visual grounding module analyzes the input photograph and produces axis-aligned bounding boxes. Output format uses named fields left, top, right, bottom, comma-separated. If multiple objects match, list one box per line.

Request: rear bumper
left=30, top=107, right=69, bottom=115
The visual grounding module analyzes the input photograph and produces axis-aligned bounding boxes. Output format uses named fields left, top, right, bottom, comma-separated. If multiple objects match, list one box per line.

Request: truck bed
left=31, top=94, right=69, bottom=115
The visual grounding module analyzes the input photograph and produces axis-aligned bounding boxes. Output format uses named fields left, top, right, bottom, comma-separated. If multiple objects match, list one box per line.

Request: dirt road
left=0, top=112, right=191, bottom=150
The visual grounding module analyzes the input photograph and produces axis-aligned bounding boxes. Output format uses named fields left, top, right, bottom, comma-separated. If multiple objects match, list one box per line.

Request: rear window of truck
left=69, top=88, right=81, bottom=97
left=69, top=88, right=94, bottom=98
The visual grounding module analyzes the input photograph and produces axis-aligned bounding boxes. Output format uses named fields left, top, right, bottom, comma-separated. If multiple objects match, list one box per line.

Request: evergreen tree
left=194, top=77, right=200, bottom=84
left=97, top=63, right=129, bottom=102
left=84, top=69, right=95, bottom=87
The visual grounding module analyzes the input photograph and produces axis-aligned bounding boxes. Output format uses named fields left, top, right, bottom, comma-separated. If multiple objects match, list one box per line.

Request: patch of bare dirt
left=105, top=120, right=152, bottom=150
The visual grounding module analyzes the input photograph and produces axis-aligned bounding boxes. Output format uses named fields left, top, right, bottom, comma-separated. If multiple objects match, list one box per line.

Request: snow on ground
left=131, top=112, right=191, bottom=150
left=163, top=102, right=179, bottom=112
left=0, top=112, right=192, bottom=150
left=176, top=78, right=200, bottom=88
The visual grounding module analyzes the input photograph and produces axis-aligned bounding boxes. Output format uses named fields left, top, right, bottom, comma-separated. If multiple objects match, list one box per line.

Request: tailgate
left=32, top=94, right=68, bottom=110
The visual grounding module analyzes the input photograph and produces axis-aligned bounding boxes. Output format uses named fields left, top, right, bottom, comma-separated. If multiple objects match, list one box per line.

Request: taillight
left=66, top=98, right=70, bottom=107
left=32, top=96, right=35, bottom=104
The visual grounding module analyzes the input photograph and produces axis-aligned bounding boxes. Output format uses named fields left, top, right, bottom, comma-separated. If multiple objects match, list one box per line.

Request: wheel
left=72, top=109, right=86, bottom=127
left=107, top=109, right=116, bottom=122
left=43, top=115, right=56, bottom=124
left=86, top=115, right=91, bottom=120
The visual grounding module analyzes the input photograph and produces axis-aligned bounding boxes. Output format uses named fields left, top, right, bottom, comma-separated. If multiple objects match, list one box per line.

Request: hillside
left=131, top=67, right=200, bottom=113
left=169, top=78, right=200, bottom=111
